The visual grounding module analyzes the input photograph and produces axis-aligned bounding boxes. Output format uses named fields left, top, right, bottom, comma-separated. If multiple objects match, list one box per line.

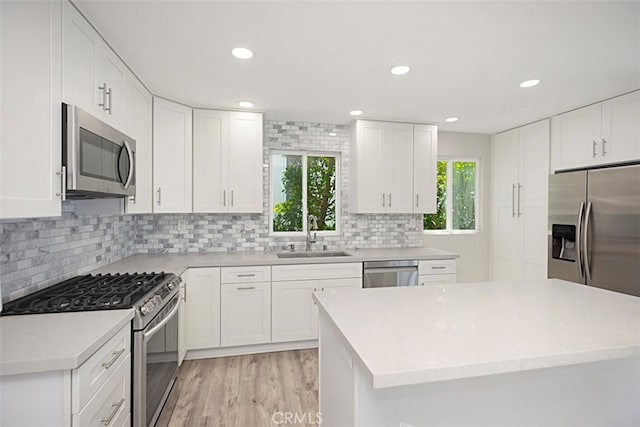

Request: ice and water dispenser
left=551, top=224, right=577, bottom=262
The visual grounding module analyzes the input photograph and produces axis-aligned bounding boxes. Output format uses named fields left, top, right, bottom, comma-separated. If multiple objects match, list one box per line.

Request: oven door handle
left=143, top=300, right=179, bottom=340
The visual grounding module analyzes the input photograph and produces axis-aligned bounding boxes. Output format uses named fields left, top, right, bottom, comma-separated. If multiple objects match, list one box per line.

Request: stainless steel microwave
left=62, top=103, right=136, bottom=198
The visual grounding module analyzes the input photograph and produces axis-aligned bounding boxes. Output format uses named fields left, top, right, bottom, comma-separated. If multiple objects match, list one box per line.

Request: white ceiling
left=75, top=0, right=640, bottom=134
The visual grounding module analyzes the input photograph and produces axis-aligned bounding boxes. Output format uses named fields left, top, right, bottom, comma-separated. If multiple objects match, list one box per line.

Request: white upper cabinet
left=124, top=73, right=153, bottom=214
left=413, top=124, right=438, bottom=213
left=350, top=120, right=437, bottom=214
left=62, top=1, right=127, bottom=130
left=193, top=109, right=263, bottom=213
left=1, top=0, right=62, bottom=219
left=153, top=97, right=193, bottom=213
left=551, top=91, right=639, bottom=171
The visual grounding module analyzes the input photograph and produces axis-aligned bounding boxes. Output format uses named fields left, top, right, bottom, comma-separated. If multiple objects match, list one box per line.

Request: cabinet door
left=272, top=280, right=318, bottom=342
left=178, top=281, right=187, bottom=365
left=193, top=109, right=229, bottom=212
left=385, top=122, right=414, bottom=213
left=551, top=103, right=602, bottom=171
left=492, top=129, right=519, bottom=206
left=124, top=73, right=152, bottom=214
left=62, top=0, right=98, bottom=116
left=413, top=124, right=438, bottom=213
left=228, top=112, right=264, bottom=213
left=1, top=0, right=62, bottom=219
left=153, top=97, right=193, bottom=213
left=602, top=91, right=640, bottom=164
left=221, top=282, right=271, bottom=346
left=184, top=268, right=221, bottom=350
left=352, top=120, right=386, bottom=213
left=519, top=120, right=549, bottom=280
left=96, top=45, right=127, bottom=130
left=318, top=277, right=362, bottom=291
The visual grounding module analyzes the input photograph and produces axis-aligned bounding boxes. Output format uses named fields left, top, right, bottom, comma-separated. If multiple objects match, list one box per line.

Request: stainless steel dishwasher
left=363, top=260, right=419, bottom=288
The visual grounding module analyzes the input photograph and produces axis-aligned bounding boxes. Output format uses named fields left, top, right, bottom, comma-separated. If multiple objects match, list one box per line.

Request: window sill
left=269, top=231, right=341, bottom=238
left=423, top=230, right=480, bottom=236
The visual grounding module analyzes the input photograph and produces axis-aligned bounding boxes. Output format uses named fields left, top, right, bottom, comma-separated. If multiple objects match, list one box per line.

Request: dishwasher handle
left=364, top=266, right=418, bottom=274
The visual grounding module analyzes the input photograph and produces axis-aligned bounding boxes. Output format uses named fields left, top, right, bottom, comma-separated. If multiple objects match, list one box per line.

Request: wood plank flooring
left=156, top=349, right=319, bottom=427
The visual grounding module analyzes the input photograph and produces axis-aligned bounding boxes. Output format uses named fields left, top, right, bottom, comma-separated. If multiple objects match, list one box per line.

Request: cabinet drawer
left=73, top=353, right=131, bottom=426
left=419, top=274, right=457, bottom=285
left=272, top=263, right=362, bottom=281
left=419, top=259, right=456, bottom=275
left=72, top=323, right=131, bottom=412
left=221, top=265, right=271, bottom=284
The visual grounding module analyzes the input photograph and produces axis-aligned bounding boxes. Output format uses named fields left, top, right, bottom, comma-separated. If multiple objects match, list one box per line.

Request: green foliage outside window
left=423, top=160, right=447, bottom=230
left=424, top=160, right=477, bottom=231
left=273, top=155, right=303, bottom=232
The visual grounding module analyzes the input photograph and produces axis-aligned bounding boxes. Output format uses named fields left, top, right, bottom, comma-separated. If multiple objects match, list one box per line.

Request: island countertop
left=313, top=279, right=640, bottom=389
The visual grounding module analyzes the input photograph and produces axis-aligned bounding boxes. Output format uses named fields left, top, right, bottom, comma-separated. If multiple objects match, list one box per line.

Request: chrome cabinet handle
left=592, top=140, right=598, bottom=158
left=231, top=190, right=234, bottom=207
left=416, top=194, right=419, bottom=208
left=157, top=187, right=161, bottom=206
left=576, top=202, right=585, bottom=279
left=98, top=83, right=108, bottom=110
left=101, top=398, right=125, bottom=425
left=583, top=201, right=593, bottom=281
left=122, top=141, right=134, bottom=189
left=517, top=183, right=522, bottom=217
left=102, top=348, right=125, bottom=369
left=105, top=87, right=112, bottom=114
left=237, top=273, right=256, bottom=278
left=388, top=193, right=392, bottom=207
left=56, top=166, right=66, bottom=201
left=511, top=184, right=516, bottom=217
left=237, top=286, right=255, bottom=290
left=182, top=283, right=186, bottom=302
left=602, top=138, right=607, bottom=156
left=431, top=266, right=447, bottom=270
left=382, top=193, right=385, bottom=207
left=223, top=190, right=226, bottom=207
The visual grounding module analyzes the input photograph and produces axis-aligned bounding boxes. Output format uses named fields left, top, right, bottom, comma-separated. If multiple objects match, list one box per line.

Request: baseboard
left=184, top=340, right=318, bottom=360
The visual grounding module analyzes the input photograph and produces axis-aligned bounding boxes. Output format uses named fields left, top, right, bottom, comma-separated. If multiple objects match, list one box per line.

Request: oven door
left=134, top=294, right=179, bottom=427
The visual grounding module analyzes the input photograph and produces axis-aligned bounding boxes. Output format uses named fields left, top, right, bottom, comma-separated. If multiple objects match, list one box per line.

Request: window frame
left=424, top=157, right=481, bottom=235
left=269, top=150, right=341, bottom=236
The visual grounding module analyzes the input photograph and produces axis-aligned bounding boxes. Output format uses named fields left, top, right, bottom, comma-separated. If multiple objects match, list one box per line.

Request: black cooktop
left=1, top=272, right=169, bottom=315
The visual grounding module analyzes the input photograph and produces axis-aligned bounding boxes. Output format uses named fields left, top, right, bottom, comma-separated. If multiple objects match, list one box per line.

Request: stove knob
left=141, top=305, right=150, bottom=316
left=167, top=281, right=176, bottom=290
left=153, top=295, right=162, bottom=305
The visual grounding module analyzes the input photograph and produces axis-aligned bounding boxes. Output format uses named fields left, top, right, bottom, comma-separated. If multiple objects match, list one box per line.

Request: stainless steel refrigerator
left=548, top=164, right=640, bottom=297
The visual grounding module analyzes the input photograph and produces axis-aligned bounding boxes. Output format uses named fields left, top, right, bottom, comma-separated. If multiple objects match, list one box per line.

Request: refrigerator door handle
left=511, top=184, right=516, bottom=217
left=576, top=202, right=585, bottom=279
left=583, top=201, right=593, bottom=282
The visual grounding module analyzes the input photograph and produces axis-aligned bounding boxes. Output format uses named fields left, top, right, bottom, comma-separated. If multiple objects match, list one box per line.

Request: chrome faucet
left=306, top=215, right=318, bottom=251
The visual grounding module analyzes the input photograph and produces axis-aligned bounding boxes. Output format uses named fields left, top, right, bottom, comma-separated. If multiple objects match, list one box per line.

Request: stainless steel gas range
left=2, top=272, right=181, bottom=427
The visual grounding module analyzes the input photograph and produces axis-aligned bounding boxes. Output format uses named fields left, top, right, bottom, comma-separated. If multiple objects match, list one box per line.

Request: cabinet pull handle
left=517, top=183, right=522, bottom=217
left=592, top=140, right=598, bottom=158
left=382, top=193, right=385, bottom=207
left=416, top=194, right=419, bottom=208
left=431, top=266, right=447, bottom=270
left=223, top=190, right=226, bottom=207
left=388, top=193, right=392, bottom=207
left=237, top=273, right=256, bottom=277
left=602, top=138, right=607, bottom=156
left=511, top=184, right=516, bottom=217
left=56, top=166, right=66, bottom=201
left=101, top=398, right=125, bottom=425
left=157, top=187, right=161, bottom=206
left=231, top=190, right=234, bottom=207
left=182, top=283, right=187, bottom=302
left=102, top=348, right=125, bottom=369
left=237, top=286, right=255, bottom=290
left=105, top=87, right=112, bottom=114
left=98, top=83, right=108, bottom=110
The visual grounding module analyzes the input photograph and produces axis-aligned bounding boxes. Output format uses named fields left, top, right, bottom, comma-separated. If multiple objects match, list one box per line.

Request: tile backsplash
left=1, top=120, right=423, bottom=303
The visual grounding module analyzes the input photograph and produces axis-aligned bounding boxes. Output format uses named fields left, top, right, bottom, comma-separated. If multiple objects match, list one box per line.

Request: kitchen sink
left=276, top=250, right=352, bottom=259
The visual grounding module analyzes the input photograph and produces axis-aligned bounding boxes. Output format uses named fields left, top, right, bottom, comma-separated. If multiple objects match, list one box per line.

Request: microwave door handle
left=122, top=140, right=134, bottom=189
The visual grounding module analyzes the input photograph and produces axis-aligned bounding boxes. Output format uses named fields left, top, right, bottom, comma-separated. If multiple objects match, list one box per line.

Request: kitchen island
left=313, top=279, right=640, bottom=426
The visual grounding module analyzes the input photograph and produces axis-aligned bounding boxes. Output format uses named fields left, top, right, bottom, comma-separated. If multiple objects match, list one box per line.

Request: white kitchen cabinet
left=419, top=259, right=457, bottom=285
left=124, top=72, right=153, bottom=214
left=551, top=91, right=639, bottom=171
left=492, top=119, right=549, bottom=281
left=153, top=97, right=193, bottom=213
left=350, top=120, right=437, bottom=213
left=272, top=263, right=362, bottom=342
left=1, top=0, right=62, bottom=219
left=193, top=109, right=263, bottom=213
left=62, top=1, right=127, bottom=130
left=413, top=124, right=438, bottom=213
left=183, top=268, right=221, bottom=351
left=221, top=281, right=271, bottom=347
left=178, top=279, right=187, bottom=365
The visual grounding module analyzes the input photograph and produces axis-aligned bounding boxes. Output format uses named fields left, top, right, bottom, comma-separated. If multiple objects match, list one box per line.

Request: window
left=424, top=158, right=479, bottom=233
left=271, top=152, right=339, bottom=234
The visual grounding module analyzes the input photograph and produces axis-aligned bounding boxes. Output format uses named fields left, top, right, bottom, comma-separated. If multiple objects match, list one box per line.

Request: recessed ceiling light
left=231, top=47, right=253, bottom=59
left=519, top=79, right=541, bottom=88
left=390, top=65, right=410, bottom=75
left=238, top=101, right=254, bottom=108
left=445, top=117, right=459, bottom=123
left=349, top=110, right=363, bottom=116
left=328, top=132, right=337, bottom=136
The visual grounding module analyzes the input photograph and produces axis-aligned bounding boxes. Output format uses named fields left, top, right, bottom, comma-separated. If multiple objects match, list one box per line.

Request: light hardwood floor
left=157, top=349, right=319, bottom=427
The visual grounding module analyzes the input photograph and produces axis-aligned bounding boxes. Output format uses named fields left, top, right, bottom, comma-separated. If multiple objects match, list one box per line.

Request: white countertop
left=0, top=309, right=134, bottom=376
left=91, top=247, right=458, bottom=276
left=313, top=279, right=640, bottom=389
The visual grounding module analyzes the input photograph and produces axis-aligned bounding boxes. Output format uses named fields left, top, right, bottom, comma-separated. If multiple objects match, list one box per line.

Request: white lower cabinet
left=221, top=281, right=271, bottom=346
left=183, top=268, right=221, bottom=351
left=418, top=260, right=457, bottom=285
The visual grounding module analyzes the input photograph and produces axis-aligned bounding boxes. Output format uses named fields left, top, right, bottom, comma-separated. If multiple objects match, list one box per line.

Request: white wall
left=423, top=131, right=492, bottom=282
